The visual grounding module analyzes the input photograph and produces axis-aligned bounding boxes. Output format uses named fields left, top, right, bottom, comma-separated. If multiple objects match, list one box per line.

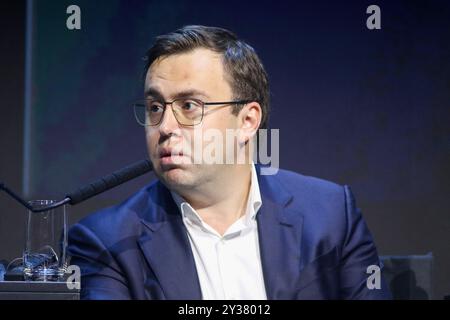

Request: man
left=68, top=25, right=391, bottom=299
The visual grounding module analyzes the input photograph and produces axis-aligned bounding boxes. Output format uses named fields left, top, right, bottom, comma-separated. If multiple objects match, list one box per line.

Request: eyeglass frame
left=133, top=98, right=254, bottom=127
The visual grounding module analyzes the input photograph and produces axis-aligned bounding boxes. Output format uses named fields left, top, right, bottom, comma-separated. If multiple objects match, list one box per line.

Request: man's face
left=144, top=48, right=241, bottom=191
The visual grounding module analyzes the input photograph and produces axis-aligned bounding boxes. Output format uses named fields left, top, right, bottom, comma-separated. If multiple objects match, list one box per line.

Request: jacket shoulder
left=270, top=168, right=349, bottom=243
left=274, top=167, right=344, bottom=199
left=70, top=180, right=159, bottom=245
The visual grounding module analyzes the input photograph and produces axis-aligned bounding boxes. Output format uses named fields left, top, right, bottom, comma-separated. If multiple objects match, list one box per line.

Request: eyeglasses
left=133, top=98, right=252, bottom=126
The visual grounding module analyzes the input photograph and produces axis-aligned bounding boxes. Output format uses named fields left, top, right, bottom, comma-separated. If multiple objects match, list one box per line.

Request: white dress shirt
left=171, top=164, right=267, bottom=300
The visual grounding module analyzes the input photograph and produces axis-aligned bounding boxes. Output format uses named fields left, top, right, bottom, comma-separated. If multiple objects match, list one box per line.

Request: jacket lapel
left=256, top=165, right=304, bottom=299
left=137, top=182, right=202, bottom=299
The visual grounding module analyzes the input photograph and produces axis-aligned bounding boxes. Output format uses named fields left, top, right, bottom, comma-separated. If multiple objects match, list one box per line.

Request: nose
left=158, top=104, right=180, bottom=137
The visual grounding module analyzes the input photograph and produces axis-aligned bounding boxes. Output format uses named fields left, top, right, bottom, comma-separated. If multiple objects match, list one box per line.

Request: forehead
left=144, top=48, right=232, bottom=99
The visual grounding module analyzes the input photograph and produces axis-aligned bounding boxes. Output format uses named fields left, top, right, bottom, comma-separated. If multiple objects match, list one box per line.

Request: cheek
left=212, top=112, right=238, bottom=130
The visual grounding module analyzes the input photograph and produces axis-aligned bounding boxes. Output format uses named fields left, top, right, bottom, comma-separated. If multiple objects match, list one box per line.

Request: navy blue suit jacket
left=68, top=165, right=391, bottom=299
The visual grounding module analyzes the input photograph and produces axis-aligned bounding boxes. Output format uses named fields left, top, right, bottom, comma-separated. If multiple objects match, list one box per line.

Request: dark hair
left=143, top=25, right=270, bottom=129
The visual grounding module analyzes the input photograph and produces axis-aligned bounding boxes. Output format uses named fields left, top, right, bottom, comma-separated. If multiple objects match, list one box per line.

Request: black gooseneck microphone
left=0, top=159, right=153, bottom=212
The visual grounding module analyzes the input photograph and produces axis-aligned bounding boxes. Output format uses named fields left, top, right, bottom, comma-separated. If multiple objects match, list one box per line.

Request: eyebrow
left=144, top=87, right=211, bottom=101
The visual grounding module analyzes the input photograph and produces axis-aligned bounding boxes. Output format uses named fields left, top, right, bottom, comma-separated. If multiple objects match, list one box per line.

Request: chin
left=158, top=166, right=194, bottom=189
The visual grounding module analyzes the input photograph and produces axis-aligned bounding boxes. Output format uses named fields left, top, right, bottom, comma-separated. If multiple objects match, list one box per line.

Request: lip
left=160, top=155, right=186, bottom=166
left=158, top=147, right=188, bottom=167
left=158, top=147, right=184, bottom=158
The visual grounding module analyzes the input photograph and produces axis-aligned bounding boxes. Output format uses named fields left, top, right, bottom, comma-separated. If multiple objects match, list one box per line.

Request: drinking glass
left=23, top=200, right=68, bottom=281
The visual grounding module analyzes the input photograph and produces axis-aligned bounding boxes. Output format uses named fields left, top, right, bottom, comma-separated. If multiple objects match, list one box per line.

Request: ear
left=237, top=102, right=262, bottom=145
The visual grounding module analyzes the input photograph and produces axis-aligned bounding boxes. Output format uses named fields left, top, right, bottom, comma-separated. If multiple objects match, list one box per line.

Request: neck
left=179, top=163, right=253, bottom=235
